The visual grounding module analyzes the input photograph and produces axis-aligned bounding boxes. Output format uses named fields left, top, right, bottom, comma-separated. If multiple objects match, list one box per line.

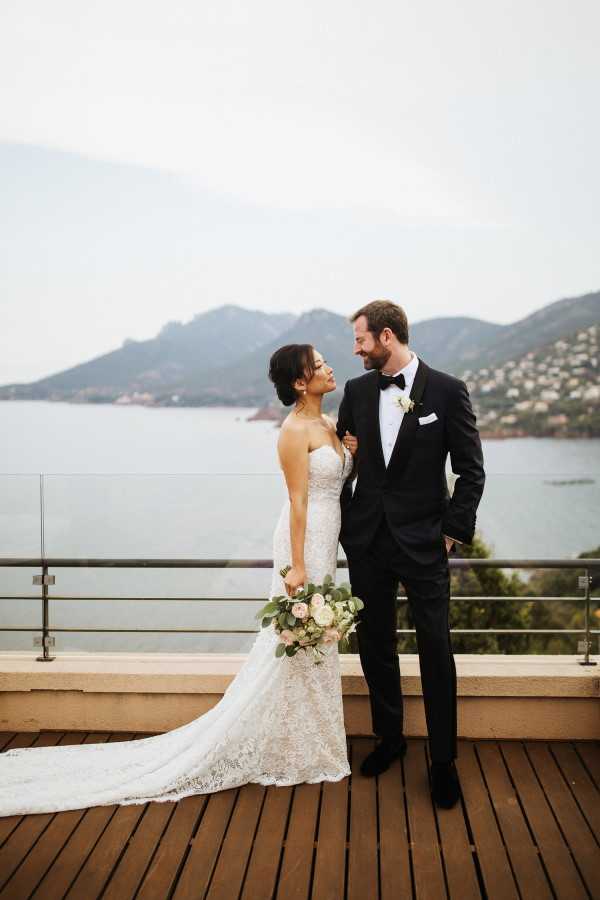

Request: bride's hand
left=284, top=565, right=306, bottom=597
left=343, top=431, right=358, bottom=457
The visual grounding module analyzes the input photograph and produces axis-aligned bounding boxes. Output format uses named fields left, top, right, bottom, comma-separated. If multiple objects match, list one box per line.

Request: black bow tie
left=378, top=372, right=406, bottom=391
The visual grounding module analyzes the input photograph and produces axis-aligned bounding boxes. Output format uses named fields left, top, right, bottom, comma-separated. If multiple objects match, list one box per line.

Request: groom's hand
left=444, top=536, right=455, bottom=553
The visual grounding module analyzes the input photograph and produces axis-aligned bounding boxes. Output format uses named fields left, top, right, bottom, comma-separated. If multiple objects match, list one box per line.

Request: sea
left=1, top=401, right=598, bottom=653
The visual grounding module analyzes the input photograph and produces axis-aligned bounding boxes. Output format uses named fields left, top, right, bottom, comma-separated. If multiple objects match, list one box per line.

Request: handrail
left=1, top=558, right=599, bottom=568
left=0, top=557, right=598, bottom=665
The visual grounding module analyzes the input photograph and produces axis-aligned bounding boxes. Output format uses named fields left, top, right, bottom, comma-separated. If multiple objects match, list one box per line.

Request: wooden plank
left=1, top=734, right=136, bottom=900
left=206, top=783, right=265, bottom=900
left=275, top=782, right=320, bottom=900
left=101, top=802, right=175, bottom=900
left=0, top=732, right=77, bottom=890
left=173, top=790, right=238, bottom=900
left=67, top=803, right=145, bottom=900
left=347, top=738, right=378, bottom=900
left=573, top=741, right=600, bottom=791
left=27, top=733, right=126, bottom=900
left=525, top=742, right=598, bottom=898
left=425, top=743, right=479, bottom=900
left=404, top=739, right=446, bottom=900
left=501, top=742, right=587, bottom=900
left=476, top=742, right=552, bottom=900
left=456, top=740, right=519, bottom=900
left=0, top=735, right=17, bottom=752
left=56, top=734, right=149, bottom=900
left=551, top=742, right=600, bottom=837
left=378, top=739, right=412, bottom=900
left=312, top=776, right=348, bottom=900
left=0, top=733, right=46, bottom=847
left=135, top=794, right=206, bottom=899
left=241, top=786, right=293, bottom=900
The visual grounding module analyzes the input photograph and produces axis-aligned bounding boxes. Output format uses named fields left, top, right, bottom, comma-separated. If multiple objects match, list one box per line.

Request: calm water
left=1, top=401, right=598, bottom=652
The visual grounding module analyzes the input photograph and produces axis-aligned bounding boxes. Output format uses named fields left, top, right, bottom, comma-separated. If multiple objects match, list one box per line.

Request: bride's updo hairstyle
left=268, top=344, right=316, bottom=406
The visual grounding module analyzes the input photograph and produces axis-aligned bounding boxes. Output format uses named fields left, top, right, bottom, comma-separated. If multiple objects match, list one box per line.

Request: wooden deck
left=0, top=732, right=598, bottom=899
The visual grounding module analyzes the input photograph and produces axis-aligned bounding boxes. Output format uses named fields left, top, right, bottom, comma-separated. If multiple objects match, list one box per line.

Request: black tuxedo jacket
left=335, top=358, right=485, bottom=563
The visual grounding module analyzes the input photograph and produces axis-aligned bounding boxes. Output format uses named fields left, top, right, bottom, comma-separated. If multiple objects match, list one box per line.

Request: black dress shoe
left=430, top=760, right=460, bottom=808
left=360, top=737, right=407, bottom=777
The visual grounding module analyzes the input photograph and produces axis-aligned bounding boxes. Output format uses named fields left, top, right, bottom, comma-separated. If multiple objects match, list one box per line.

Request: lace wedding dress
left=0, top=444, right=353, bottom=816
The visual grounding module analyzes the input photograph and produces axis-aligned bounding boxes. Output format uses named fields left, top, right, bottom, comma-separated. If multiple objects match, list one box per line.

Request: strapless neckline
left=309, top=443, right=350, bottom=468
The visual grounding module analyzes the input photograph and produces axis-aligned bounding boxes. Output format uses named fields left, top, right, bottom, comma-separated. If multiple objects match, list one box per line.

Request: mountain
left=410, top=316, right=501, bottom=372
left=0, top=306, right=296, bottom=402
left=193, top=309, right=362, bottom=405
left=453, top=290, right=600, bottom=373
left=0, top=290, right=598, bottom=408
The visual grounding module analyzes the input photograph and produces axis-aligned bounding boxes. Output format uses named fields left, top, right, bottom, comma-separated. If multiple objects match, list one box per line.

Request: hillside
left=0, top=291, right=598, bottom=428
left=0, top=306, right=296, bottom=403
left=465, top=323, right=599, bottom=437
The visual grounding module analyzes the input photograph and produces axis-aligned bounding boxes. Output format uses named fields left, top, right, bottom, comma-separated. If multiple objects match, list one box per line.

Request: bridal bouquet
left=255, top=567, right=364, bottom=663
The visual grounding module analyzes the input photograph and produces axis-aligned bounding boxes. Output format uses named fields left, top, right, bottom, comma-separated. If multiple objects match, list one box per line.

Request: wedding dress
left=0, top=444, right=353, bottom=816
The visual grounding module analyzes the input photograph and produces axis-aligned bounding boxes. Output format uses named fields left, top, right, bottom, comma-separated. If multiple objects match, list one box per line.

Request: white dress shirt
left=379, top=351, right=420, bottom=467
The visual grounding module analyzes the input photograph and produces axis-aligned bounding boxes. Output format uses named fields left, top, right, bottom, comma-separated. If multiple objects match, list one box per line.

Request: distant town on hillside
left=1, top=290, right=598, bottom=438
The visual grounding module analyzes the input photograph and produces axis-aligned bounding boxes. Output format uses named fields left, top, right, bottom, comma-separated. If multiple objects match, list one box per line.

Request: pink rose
left=291, top=602, right=309, bottom=620
left=310, top=593, right=325, bottom=610
left=280, top=629, right=296, bottom=646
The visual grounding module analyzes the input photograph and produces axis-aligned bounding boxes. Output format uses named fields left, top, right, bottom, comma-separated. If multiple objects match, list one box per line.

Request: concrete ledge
left=1, top=652, right=598, bottom=739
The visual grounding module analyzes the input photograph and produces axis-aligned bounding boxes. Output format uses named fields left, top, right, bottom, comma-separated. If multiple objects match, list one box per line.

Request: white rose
left=310, top=593, right=325, bottom=609
left=313, top=605, right=335, bottom=627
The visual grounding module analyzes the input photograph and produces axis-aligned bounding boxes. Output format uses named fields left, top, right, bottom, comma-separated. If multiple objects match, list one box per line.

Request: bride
left=0, top=344, right=358, bottom=816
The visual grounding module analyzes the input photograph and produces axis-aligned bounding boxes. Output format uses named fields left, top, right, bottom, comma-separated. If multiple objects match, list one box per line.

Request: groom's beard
left=360, top=344, right=391, bottom=371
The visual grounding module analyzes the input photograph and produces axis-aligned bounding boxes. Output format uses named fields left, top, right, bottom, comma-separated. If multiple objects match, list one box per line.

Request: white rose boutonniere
left=395, top=395, right=415, bottom=413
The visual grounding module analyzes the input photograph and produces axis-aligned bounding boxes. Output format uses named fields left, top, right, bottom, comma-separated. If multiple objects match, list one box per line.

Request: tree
left=523, top=545, right=600, bottom=654
left=396, top=533, right=532, bottom=654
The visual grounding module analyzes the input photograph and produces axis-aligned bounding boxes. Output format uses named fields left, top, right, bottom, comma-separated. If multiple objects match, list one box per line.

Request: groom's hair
left=350, top=300, right=409, bottom=344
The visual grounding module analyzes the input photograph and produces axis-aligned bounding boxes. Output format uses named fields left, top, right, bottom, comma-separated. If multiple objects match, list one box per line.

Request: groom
left=336, top=300, right=485, bottom=808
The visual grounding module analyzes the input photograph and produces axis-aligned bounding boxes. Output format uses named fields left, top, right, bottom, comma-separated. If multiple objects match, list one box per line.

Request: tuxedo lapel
left=386, top=359, right=429, bottom=476
left=364, top=371, right=386, bottom=473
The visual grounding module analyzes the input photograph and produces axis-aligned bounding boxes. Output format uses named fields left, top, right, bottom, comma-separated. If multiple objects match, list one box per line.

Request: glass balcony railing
left=0, top=473, right=598, bottom=657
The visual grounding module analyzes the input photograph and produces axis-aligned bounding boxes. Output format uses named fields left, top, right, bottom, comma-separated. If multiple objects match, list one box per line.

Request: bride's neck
left=293, top=394, right=322, bottom=419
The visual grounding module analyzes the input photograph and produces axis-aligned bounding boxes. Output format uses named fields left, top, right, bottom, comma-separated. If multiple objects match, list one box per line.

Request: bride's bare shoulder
left=279, top=413, right=308, bottom=441
left=278, top=414, right=311, bottom=459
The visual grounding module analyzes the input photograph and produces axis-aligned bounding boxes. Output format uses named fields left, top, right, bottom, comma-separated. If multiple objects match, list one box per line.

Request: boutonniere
left=395, top=395, right=416, bottom=413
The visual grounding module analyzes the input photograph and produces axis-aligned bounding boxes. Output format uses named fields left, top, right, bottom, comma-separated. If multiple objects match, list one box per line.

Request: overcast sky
left=1, top=0, right=599, bottom=383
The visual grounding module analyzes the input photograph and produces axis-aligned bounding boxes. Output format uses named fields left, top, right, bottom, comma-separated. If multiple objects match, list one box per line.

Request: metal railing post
left=578, top=568, right=597, bottom=666
left=33, top=562, right=55, bottom=662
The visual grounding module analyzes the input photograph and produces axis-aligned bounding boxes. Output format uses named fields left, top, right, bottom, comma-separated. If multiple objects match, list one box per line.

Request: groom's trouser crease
left=347, top=518, right=457, bottom=762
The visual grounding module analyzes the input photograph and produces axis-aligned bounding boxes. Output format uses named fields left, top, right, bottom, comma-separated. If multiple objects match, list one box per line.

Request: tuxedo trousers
left=347, top=516, right=457, bottom=763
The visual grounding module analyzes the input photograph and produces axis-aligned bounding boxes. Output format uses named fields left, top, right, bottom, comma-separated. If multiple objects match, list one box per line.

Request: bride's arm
left=277, top=426, right=310, bottom=597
